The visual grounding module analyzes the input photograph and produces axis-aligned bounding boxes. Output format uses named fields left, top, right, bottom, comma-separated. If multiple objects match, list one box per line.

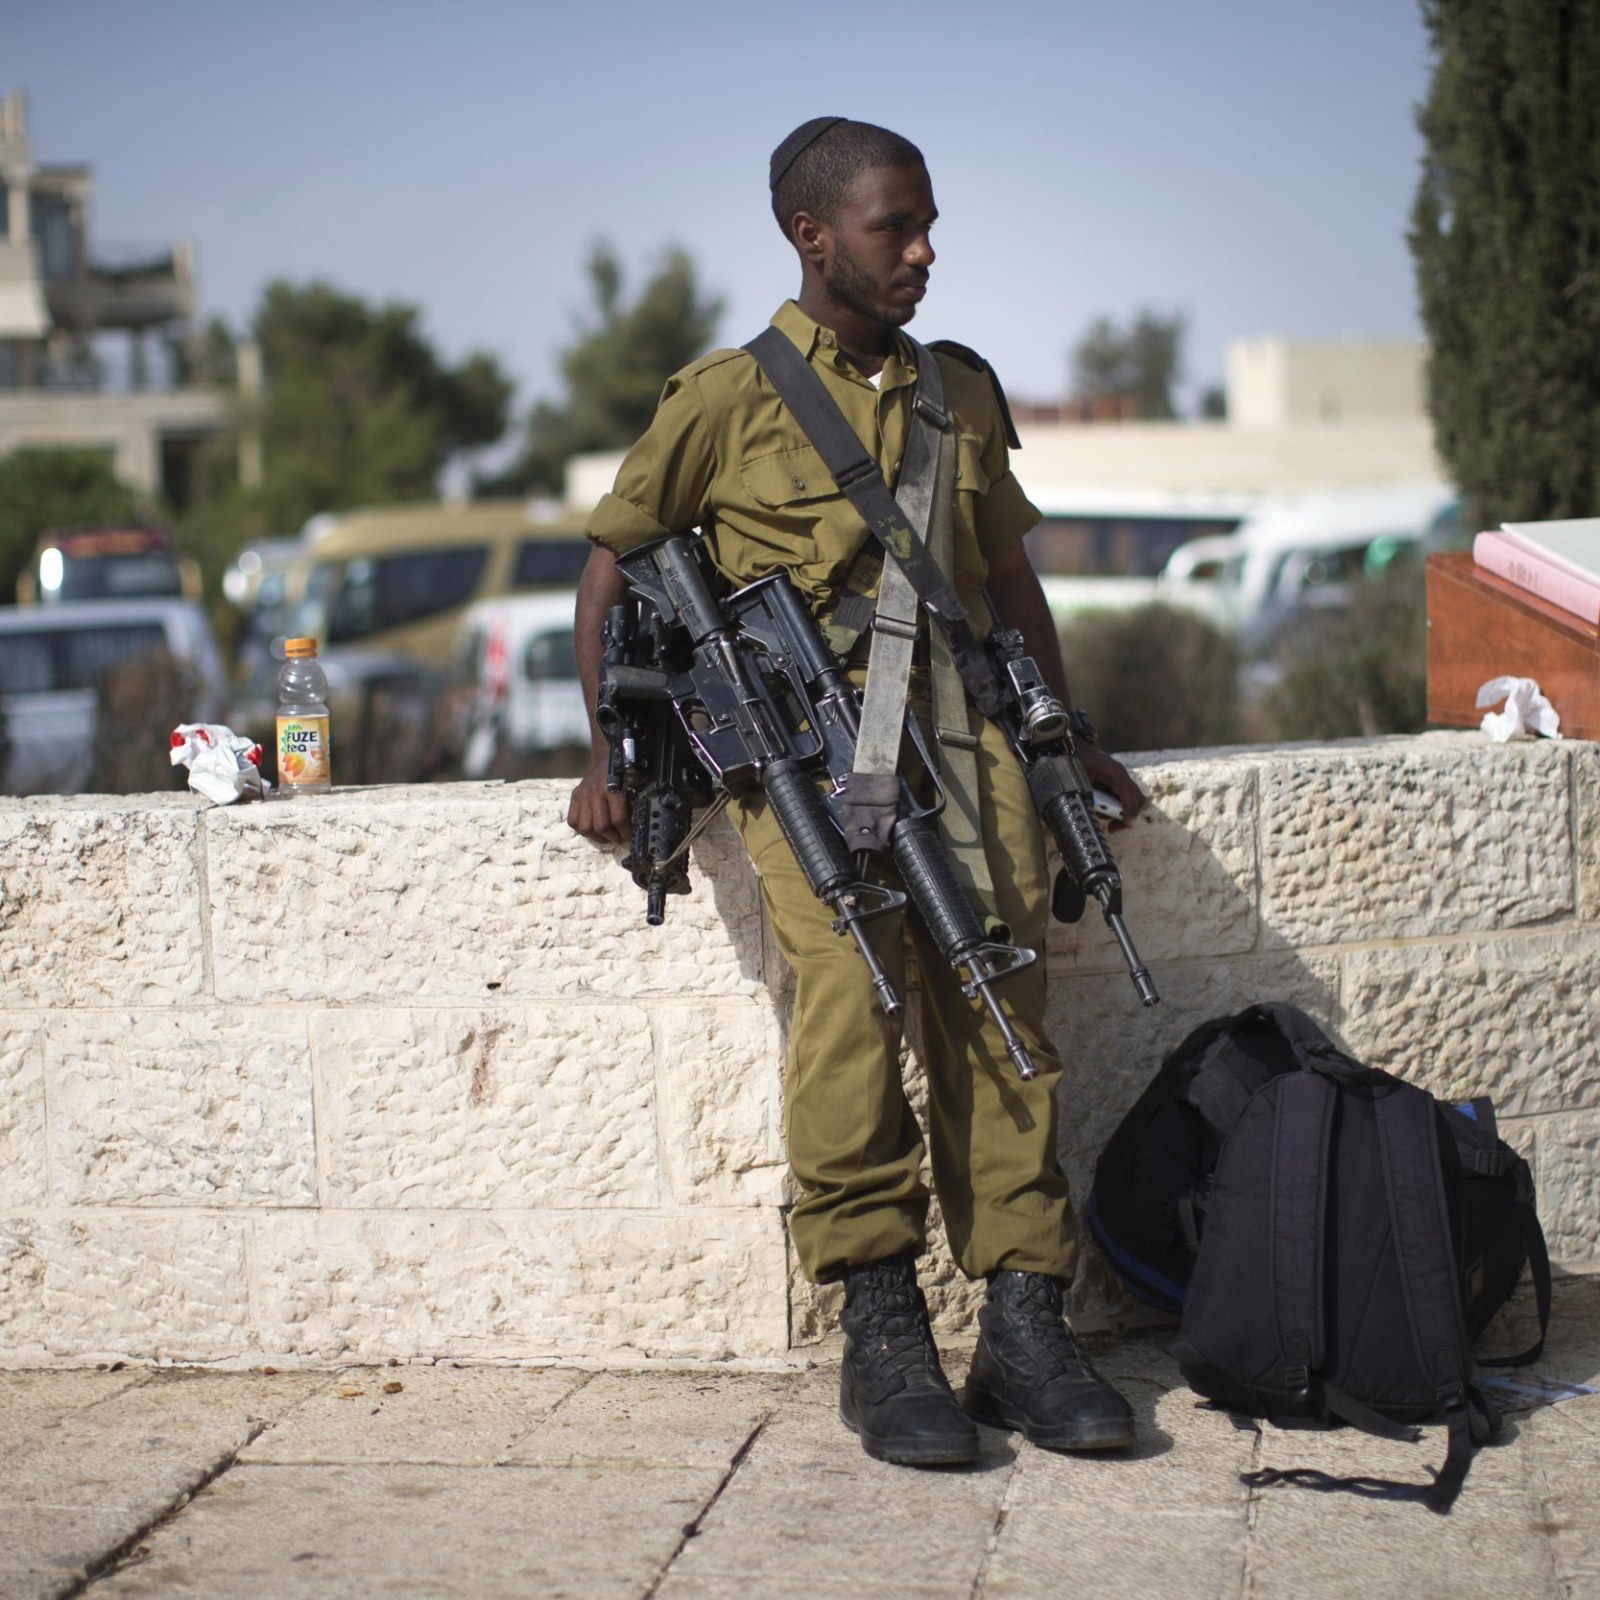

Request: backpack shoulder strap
left=1269, top=1070, right=1338, bottom=1395
left=1477, top=1160, right=1553, bottom=1369
left=1373, top=1083, right=1486, bottom=1511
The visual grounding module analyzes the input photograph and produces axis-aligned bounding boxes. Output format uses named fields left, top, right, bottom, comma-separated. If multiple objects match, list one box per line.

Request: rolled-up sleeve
left=585, top=376, right=717, bottom=555
left=975, top=467, right=1041, bottom=561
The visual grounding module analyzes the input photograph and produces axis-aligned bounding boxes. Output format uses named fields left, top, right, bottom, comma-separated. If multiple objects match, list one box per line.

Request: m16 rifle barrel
left=890, top=819, right=1039, bottom=1081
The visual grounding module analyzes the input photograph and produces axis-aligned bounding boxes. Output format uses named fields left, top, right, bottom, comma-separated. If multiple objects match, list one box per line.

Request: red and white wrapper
left=169, top=723, right=272, bottom=805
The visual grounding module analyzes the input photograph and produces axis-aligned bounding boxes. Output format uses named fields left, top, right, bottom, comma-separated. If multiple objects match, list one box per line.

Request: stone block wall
left=1, top=732, right=1595, bottom=1366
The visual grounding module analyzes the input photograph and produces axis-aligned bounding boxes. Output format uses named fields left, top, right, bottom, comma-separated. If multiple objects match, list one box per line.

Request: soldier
left=569, top=118, right=1145, bottom=1467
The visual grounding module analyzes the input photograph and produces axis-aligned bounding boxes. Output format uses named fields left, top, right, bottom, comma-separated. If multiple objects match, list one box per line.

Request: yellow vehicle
left=281, top=499, right=592, bottom=668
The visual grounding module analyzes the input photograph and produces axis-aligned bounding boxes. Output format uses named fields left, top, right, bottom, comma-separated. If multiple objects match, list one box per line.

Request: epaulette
left=927, top=339, right=1022, bottom=451
left=679, top=346, right=747, bottom=379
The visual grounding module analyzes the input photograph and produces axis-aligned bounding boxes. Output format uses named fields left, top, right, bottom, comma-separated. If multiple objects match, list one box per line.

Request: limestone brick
left=250, top=1210, right=790, bottom=1361
left=45, top=1011, right=315, bottom=1206
left=0, top=1016, right=46, bottom=1208
left=1529, top=1111, right=1600, bottom=1268
left=0, top=1213, right=250, bottom=1363
left=207, top=785, right=764, bottom=1004
left=1575, top=742, right=1600, bottom=921
left=0, top=798, right=204, bottom=1007
left=1340, top=931, right=1600, bottom=1116
left=312, top=1006, right=661, bottom=1209
left=1048, top=758, right=1259, bottom=972
left=1256, top=738, right=1572, bottom=947
left=655, top=1003, right=786, bottom=1207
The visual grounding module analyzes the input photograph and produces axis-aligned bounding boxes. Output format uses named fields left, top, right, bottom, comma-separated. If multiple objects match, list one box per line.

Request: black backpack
left=1089, top=1002, right=1551, bottom=1511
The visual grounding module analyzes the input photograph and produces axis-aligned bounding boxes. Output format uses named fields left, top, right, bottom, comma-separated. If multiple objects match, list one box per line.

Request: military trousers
left=730, top=686, right=1078, bottom=1286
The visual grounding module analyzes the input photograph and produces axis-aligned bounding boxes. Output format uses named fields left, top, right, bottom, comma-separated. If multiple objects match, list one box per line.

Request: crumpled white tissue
left=169, top=723, right=273, bottom=805
left=1475, top=676, right=1562, bottom=742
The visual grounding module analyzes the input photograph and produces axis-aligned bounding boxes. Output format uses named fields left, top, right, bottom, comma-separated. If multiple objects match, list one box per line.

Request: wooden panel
left=1427, top=551, right=1600, bottom=739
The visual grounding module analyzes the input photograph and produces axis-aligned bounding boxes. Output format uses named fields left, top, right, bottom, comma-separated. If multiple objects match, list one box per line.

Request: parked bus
left=17, top=523, right=200, bottom=606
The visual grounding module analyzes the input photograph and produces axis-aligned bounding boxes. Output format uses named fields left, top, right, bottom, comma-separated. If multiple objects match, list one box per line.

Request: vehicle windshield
left=512, top=539, right=591, bottom=588
left=49, top=551, right=183, bottom=602
left=526, top=628, right=579, bottom=680
left=325, top=546, right=490, bottom=643
left=0, top=623, right=169, bottom=694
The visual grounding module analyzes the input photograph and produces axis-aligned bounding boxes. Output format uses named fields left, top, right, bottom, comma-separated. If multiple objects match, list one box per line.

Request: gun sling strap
left=742, top=326, right=1000, bottom=923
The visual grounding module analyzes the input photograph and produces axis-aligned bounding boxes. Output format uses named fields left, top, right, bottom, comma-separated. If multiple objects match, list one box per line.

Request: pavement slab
left=0, top=1369, right=148, bottom=1455
left=0, top=1278, right=1596, bottom=1600
left=652, top=1395, right=1015, bottom=1600
left=87, top=1461, right=733, bottom=1600
left=242, top=1365, right=589, bottom=1465
left=0, top=1370, right=329, bottom=1597
left=503, top=1368, right=783, bottom=1469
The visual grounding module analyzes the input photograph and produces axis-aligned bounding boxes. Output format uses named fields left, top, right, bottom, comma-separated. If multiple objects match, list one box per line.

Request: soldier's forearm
left=575, top=543, right=629, bottom=757
left=985, top=539, right=1072, bottom=706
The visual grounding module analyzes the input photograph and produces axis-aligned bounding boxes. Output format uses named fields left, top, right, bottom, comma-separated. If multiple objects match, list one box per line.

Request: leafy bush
left=89, top=649, right=198, bottom=794
left=1056, top=603, right=1244, bottom=754
left=1257, top=566, right=1427, bottom=741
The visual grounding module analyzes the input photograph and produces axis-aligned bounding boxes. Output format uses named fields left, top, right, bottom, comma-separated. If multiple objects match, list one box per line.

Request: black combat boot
left=838, top=1253, right=980, bottom=1466
left=961, top=1271, right=1135, bottom=1450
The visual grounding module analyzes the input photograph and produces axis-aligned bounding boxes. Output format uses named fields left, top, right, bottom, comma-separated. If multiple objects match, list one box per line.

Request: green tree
left=249, top=281, right=514, bottom=531
left=1410, top=0, right=1600, bottom=525
left=487, top=242, right=723, bottom=496
left=1069, top=309, right=1186, bottom=419
left=0, top=448, right=144, bottom=604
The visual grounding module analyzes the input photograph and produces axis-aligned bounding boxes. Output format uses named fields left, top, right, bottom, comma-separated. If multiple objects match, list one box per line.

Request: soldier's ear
left=791, top=210, right=828, bottom=265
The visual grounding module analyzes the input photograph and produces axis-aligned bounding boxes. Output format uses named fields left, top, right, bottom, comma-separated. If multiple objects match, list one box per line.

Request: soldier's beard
left=825, top=239, right=917, bottom=328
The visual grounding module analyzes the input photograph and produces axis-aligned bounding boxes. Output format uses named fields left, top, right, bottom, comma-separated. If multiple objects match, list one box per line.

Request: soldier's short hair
left=769, top=118, right=925, bottom=239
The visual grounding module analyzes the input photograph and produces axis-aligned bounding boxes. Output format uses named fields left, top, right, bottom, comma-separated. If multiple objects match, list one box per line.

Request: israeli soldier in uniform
left=569, top=118, right=1145, bottom=1467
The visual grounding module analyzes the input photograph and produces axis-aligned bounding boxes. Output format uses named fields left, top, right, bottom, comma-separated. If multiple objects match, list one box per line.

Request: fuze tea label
left=276, top=715, right=331, bottom=786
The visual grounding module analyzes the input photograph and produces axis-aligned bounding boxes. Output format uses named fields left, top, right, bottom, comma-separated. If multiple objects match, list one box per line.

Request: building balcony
left=43, top=240, right=197, bottom=333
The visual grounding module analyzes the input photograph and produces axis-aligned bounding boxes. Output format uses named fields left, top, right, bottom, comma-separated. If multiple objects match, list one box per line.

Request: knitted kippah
left=769, top=117, right=848, bottom=191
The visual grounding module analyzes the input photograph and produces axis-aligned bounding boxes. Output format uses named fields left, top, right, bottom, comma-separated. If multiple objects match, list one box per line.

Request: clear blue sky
left=9, top=0, right=1433, bottom=423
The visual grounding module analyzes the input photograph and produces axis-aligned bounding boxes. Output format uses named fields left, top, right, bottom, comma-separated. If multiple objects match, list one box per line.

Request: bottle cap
left=285, top=637, right=319, bottom=659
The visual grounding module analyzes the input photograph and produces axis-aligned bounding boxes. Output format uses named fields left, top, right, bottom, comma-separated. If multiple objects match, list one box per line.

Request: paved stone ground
left=2, top=1277, right=1596, bottom=1600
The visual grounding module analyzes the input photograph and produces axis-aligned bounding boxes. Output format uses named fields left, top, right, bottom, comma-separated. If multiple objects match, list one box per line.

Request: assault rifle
left=594, top=596, right=713, bottom=925
left=984, top=623, right=1160, bottom=1008
left=599, top=535, right=1043, bottom=1081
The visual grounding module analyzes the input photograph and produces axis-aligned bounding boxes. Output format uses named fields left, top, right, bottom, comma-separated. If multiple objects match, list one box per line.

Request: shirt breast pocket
left=740, top=444, right=840, bottom=510
left=737, top=444, right=866, bottom=566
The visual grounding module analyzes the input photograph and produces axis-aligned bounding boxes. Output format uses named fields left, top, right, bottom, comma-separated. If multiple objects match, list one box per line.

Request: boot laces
left=852, top=1271, right=941, bottom=1377
left=1002, top=1274, right=1094, bottom=1381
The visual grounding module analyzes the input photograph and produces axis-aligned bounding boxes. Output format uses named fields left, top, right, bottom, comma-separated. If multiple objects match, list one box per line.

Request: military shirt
left=586, top=300, right=1041, bottom=628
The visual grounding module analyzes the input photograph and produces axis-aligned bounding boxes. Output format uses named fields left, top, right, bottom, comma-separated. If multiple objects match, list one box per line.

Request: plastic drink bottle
left=276, top=637, right=332, bottom=794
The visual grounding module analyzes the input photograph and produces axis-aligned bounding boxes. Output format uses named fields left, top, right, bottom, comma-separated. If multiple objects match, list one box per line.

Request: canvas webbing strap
left=846, top=346, right=943, bottom=841
left=916, top=364, right=999, bottom=925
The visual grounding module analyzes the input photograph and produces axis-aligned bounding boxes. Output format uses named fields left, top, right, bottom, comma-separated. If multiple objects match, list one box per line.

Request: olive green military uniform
left=587, top=300, right=1077, bottom=1286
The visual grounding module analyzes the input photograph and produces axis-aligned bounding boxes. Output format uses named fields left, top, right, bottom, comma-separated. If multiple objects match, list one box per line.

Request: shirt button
left=819, top=331, right=834, bottom=346
left=792, top=477, right=807, bottom=492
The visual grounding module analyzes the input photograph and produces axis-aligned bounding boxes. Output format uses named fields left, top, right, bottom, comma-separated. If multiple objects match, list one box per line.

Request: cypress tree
left=1410, top=0, right=1600, bottom=525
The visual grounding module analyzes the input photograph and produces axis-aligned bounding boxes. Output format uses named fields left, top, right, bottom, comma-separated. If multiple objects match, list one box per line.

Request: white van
left=0, top=599, right=225, bottom=794
left=454, top=592, right=587, bottom=777
left=1160, top=483, right=1457, bottom=650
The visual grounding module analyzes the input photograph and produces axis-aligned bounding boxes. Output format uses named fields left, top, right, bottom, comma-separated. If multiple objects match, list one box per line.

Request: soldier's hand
left=567, top=760, right=631, bottom=846
left=1078, top=746, right=1145, bottom=831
